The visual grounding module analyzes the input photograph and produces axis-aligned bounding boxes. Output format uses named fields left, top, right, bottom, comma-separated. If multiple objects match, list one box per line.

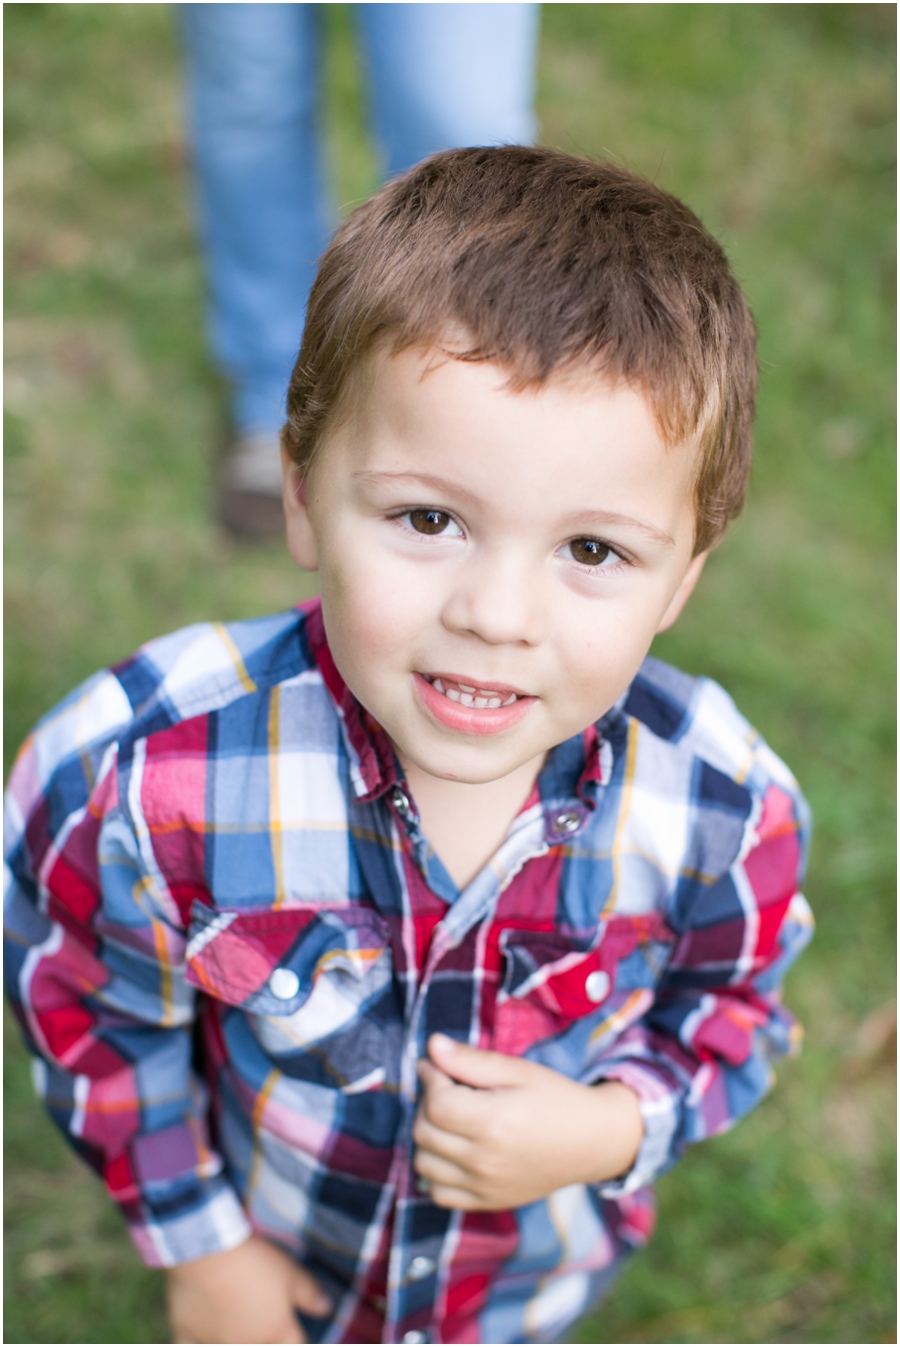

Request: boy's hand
left=166, top=1233, right=331, bottom=1344
left=413, top=1034, right=644, bottom=1211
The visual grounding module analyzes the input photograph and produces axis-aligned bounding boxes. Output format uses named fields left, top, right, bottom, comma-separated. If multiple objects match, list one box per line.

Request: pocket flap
left=499, top=912, right=674, bottom=1018
left=185, top=902, right=390, bottom=1014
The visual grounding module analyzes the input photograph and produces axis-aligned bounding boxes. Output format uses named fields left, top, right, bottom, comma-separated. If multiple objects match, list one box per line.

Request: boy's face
left=284, top=346, right=706, bottom=786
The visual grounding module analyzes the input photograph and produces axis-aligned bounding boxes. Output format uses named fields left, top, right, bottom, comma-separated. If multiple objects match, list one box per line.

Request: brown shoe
left=216, top=431, right=285, bottom=540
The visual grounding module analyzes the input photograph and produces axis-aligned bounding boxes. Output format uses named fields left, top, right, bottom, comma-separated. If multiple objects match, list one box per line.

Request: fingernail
left=431, top=1033, right=455, bottom=1052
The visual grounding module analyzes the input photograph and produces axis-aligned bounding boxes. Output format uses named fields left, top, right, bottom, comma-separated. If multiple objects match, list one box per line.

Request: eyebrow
left=354, top=470, right=677, bottom=548
left=354, top=469, right=483, bottom=509
left=557, top=508, right=676, bottom=548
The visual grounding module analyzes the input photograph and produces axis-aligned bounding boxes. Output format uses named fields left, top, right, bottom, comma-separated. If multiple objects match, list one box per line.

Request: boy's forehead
left=361, top=340, right=700, bottom=467
left=356, top=338, right=602, bottom=417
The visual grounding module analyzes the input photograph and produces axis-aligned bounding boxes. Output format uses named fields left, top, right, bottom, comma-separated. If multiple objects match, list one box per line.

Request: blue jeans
left=179, top=3, right=540, bottom=434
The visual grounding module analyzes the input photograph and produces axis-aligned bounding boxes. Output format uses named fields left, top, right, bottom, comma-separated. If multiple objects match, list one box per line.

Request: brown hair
left=283, top=146, right=757, bottom=553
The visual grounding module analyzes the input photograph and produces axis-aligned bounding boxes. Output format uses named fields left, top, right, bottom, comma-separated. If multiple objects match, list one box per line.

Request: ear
left=656, top=551, right=708, bottom=633
left=282, top=445, right=319, bottom=571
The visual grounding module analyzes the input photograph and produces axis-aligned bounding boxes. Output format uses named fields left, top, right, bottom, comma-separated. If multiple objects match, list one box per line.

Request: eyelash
left=390, top=508, right=631, bottom=575
left=560, top=538, right=629, bottom=575
left=392, top=508, right=464, bottom=540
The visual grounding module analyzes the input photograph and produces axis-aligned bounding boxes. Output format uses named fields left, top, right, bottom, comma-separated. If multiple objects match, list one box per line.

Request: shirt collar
left=299, top=597, right=621, bottom=810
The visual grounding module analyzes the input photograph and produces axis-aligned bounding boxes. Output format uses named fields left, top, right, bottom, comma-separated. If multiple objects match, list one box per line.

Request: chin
left=413, top=749, right=523, bottom=786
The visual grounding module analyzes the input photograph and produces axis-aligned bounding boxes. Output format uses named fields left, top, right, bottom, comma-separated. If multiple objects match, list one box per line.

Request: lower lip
left=412, top=673, right=537, bottom=736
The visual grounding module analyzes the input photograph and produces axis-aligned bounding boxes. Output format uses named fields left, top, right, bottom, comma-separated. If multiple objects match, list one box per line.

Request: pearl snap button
left=407, top=1255, right=436, bottom=1281
left=554, top=810, right=581, bottom=833
left=391, top=785, right=412, bottom=816
left=402, top=1332, right=429, bottom=1344
left=585, top=969, right=610, bottom=1003
left=268, top=967, right=300, bottom=1000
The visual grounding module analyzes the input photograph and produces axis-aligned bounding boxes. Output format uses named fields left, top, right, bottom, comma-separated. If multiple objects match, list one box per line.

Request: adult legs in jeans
left=358, top=3, right=538, bottom=176
left=180, top=4, right=330, bottom=441
left=179, top=2, right=539, bottom=534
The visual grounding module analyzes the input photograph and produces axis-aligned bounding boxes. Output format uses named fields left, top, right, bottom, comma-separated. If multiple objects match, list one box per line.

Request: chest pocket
left=493, top=912, right=675, bottom=1058
left=185, top=901, right=399, bottom=1091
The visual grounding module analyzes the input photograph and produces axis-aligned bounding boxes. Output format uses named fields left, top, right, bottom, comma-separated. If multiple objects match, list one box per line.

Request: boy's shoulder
left=613, top=657, right=810, bottom=924
left=111, top=606, right=315, bottom=729
left=623, top=653, right=802, bottom=803
left=13, top=607, right=323, bottom=803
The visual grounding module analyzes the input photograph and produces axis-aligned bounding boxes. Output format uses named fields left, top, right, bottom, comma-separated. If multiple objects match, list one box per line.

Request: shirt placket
left=382, top=790, right=556, bottom=1344
left=337, top=712, right=608, bottom=1343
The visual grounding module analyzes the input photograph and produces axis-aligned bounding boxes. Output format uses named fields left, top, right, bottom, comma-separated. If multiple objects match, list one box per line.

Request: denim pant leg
left=357, top=2, right=540, bottom=175
left=179, top=3, right=332, bottom=435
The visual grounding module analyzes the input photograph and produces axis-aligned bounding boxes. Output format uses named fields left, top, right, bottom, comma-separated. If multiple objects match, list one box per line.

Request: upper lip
left=420, top=672, right=535, bottom=698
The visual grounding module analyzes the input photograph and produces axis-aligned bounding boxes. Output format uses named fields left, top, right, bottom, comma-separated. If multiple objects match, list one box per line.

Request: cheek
left=319, top=543, right=433, bottom=671
left=553, top=599, right=661, bottom=702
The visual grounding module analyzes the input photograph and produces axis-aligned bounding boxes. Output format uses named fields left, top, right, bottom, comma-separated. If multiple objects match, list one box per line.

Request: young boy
left=5, top=147, right=813, bottom=1345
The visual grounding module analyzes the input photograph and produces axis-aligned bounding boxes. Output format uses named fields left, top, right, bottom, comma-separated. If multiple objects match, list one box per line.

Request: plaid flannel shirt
left=4, top=599, right=813, bottom=1344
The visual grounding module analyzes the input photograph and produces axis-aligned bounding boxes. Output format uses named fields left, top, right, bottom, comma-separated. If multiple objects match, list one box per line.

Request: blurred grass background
left=4, top=3, right=895, bottom=1343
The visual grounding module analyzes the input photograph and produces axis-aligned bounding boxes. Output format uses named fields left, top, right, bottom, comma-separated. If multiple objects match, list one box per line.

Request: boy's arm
left=414, top=776, right=813, bottom=1209
left=3, top=675, right=250, bottom=1268
left=584, top=775, right=814, bottom=1199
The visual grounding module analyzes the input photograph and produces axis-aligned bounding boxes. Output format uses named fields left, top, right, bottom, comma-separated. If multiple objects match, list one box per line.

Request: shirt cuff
left=125, top=1177, right=253, bottom=1268
left=590, top=1060, right=682, bottom=1197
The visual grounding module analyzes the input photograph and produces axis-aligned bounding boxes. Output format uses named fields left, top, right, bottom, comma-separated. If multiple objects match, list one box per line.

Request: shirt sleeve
left=3, top=672, right=252, bottom=1267
left=589, top=774, right=814, bottom=1198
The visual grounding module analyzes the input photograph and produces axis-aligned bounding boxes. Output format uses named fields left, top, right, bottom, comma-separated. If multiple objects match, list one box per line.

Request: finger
left=417, top=1056, right=456, bottom=1095
left=417, top=1058, right=466, bottom=1116
left=427, top=1034, right=531, bottom=1090
left=418, top=1072, right=491, bottom=1140
left=417, top=1061, right=488, bottom=1140
left=412, top=1109, right=473, bottom=1161
left=414, top=1144, right=474, bottom=1190
left=290, top=1265, right=333, bottom=1318
left=427, top=1181, right=485, bottom=1211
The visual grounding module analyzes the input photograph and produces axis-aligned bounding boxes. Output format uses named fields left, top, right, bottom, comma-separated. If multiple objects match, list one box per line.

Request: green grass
left=4, top=4, right=895, bottom=1342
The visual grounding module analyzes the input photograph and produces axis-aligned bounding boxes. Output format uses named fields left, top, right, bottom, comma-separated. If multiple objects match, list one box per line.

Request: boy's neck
left=398, top=752, right=546, bottom=891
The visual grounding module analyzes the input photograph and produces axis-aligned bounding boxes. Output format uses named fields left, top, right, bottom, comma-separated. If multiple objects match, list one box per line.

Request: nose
left=441, top=547, right=545, bottom=647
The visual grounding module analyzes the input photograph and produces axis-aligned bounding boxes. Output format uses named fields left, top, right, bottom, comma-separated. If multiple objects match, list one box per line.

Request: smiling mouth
left=421, top=673, right=527, bottom=709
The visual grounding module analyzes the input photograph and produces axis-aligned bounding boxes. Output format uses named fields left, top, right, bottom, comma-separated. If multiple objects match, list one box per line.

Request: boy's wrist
left=165, top=1233, right=330, bottom=1343
left=166, top=1233, right=254, bottom=1283
left=582, top=1079, right=645, bottom=1183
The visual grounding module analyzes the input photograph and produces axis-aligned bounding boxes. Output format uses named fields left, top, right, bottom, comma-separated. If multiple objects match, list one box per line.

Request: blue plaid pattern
left=4, top=600, right=813, bottom=1343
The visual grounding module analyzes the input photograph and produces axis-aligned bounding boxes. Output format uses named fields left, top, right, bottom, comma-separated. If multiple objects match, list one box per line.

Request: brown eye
left=409, top=509, right=452, bottom=535
left=570, top=538, right=612, bottom=566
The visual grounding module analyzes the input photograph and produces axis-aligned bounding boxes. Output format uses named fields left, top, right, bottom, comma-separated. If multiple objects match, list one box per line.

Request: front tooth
left=487, top=697, right=501, bottom=709
left=502, top=693, right=518, bottom=706
left=460, top=693, right=475, bottom=707
left=458, top=684, right=477, bottom=694
left=445, top=687, right=462, bottom=702
left=433, top=678, right=445, bottom=693
left=474, top=696, right=490, bottom=708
